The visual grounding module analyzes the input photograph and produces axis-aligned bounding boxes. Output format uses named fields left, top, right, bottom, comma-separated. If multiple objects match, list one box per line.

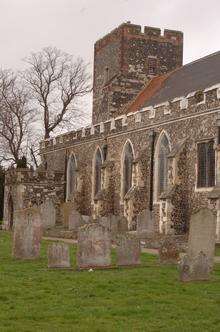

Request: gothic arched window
left=66, top=154, right=77, bottom=201
left=122, top=141, right=134, bottom=197
left=94, top=148, right=103, bottom=196
left=156, top=133, right=170, bottom=198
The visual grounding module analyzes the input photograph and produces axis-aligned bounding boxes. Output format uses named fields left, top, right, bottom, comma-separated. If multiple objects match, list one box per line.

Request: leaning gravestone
left=47, top=243, right=71, bottom=268
left=137, top=209, right=154, bottom=235
left=116, top=233, right=141, bottom=266
left=179, top=208, right=216, bottom=281
left=159, top=237, right=180, bottom=265
left=77, top=223, right=111, bottom=269
left=41, top=198, right=56, bottom=229
left=12, top=207, right=42, bottom=259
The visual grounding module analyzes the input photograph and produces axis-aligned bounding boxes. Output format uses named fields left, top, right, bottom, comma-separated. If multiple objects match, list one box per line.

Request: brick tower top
left=92, top=22, right=183, bottom=124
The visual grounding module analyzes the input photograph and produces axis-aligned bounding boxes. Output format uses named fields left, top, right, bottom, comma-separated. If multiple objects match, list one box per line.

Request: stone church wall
left=40, top=85, right=220, bottom=232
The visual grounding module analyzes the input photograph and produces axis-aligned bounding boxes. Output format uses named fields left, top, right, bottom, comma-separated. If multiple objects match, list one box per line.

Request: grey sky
left=0, top=0, right=219, bottom=71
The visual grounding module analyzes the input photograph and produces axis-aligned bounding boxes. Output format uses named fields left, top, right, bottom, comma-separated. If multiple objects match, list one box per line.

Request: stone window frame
left=147, top=56, right=158, bottom=76
left=120, top=139, right=135, bottom=203
left=195, top=138, right=216, bottom=192
left=153, top=130, right=172, bottom=203
left=92, top=146, right=104, bottom=201
left=66, top=153, right=78, bottom=202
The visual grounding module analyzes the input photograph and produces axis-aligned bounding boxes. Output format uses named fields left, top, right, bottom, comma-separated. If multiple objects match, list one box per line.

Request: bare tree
left=24, top=47, right=91, bottom=139
left=0, top=70, right=32, bottom=166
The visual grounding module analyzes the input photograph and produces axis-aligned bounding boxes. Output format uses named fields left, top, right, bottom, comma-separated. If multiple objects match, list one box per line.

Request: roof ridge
left=183, top=50, right=220, bottom=68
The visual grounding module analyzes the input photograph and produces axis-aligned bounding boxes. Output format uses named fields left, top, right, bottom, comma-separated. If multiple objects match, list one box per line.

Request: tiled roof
left=130, top=51, right=220, bottom=110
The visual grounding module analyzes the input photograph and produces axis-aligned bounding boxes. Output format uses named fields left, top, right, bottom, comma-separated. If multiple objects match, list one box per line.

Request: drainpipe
left=149, top=130, right=156, bottom=211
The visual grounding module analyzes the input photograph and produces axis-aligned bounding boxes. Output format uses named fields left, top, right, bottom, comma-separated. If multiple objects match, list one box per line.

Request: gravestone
left=116, top=233, right=141, bottom=266
left=82, top=215, right=90, bottom=224
left=69, top=209, right=84, bottom=231
left=159, top=237, right=180, bottom=264
left=97, top=215, right=128, bottom=239
left=12, top=207, right=42, bottom=259
left=77, top=223, right=111, bottom=268
left=41, top=198, right=56, bottom=229
left=60, top=202, right=73, bottom=227
left=137, top=209, right=154, bottom=235
left=180, top=252, right=210, bottom=282
left=47, top=243, right=71, bottom=268
left=187, top=208, right=216, bottom=270
left=118, top=216, right=129, bottom=233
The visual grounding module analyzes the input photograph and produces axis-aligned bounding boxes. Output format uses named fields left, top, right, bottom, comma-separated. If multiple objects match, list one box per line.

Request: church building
left=4, top=22, right=220, bottom=242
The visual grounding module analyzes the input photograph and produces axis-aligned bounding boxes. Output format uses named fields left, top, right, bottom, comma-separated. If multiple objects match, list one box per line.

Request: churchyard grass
left=215, top=245, right=220, bottom=256
left=0, top=231, right=220, bottom=332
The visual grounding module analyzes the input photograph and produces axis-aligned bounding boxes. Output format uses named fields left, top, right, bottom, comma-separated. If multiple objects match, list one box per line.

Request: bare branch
left=24, top=47, right=91, bottom=139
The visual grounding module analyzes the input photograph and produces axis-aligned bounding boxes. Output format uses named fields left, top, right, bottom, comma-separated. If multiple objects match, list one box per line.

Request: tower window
left=104, top=67, right=109, bottom=84
left=197, top=140, right=215, bottom=188
left=148, top=57, right=158, bottom=75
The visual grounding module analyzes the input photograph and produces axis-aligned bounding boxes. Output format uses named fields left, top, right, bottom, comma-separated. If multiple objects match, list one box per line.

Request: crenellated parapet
left=40, top=82, right=220, bottom=154
left=95, top=22, right=183, bottom=54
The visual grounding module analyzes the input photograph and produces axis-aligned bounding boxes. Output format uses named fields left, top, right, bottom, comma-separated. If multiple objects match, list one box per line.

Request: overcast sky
left=0, top=0, right=219, bottom=70
left=0, top=0, right=219, bottom=124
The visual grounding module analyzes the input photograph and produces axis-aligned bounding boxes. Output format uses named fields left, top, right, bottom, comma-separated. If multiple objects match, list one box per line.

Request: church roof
left=138, top=51, right=220, bottom=109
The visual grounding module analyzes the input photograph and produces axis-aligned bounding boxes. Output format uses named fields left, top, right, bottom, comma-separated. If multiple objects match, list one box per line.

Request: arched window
left=155, top=132, right=171, bottom=198
left=94, top=148, right=103, bottom=196
left=66, top=154, right=77, bottom=201
left=122, top=141, right=134, bottom=197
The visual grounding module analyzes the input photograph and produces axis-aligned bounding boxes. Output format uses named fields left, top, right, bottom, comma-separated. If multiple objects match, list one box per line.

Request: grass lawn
left=0, top=232, right=220, bottom=332
left=215, top=245, right=220, bottom=256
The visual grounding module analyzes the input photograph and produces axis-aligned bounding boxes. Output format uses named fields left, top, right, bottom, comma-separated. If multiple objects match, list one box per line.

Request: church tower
left=92, top=22, right=183, bottom=124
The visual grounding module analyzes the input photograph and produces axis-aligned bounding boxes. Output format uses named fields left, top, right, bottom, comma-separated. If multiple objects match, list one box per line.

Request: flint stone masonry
left=159, top=237, right=180, bottom=264
left=40, top=198, right=56, bottom=229
left=137, top=209, right=154, bottom=235
left=47, top=243, right=71, bottom=269
left=116, top=233, right=141, bottom=266
left=12, top=207, right=42, bottom=260
left=77, top=223, right=111, bottom=268
left=179, top=252, right=210, bottom=282
left=187, top=208, right=216, bottom=270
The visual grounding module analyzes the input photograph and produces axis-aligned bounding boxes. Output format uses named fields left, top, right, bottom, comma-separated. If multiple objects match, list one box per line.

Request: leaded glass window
left=66, top=155, right=77, bottom=201
left=123, top=142, right=134, bottom=196
left=157, top=134, right=170, bottom=196
left=94, top=148, right=102, bottom=195
left=197, top=140, right=215, bottom=188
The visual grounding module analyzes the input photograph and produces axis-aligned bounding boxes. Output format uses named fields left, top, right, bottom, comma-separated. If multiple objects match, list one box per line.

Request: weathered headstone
left=180, top=252, right=210, bottom=282
left=82, top=215, right=90, bottom=224
left=159, top=237, right=180, bottom=264
left=77, top=223, right=111, bottom=268
left=60, top=202, right=73, bottom=227
left=41, top=198, right=56, bottom=229
left=116, top=233, right=141, bottom=266
left=12, top=207, right=42, bottom=259
left=187, top=208, right=216, bottom=270
left=69, top=209, right=84, bottom=231
left=118, top=216, right=128, bottom=233
left=47, top=243, right=71, bottom=268
left=137, top=209, right=154, bottom=235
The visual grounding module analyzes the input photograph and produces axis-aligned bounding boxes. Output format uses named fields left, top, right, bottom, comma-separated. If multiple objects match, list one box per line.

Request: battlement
left=95, top=22, right=183, bottom=52
left=5, top=167, right=64, bottom=185
left=40, top=83, right=220, bottom=153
